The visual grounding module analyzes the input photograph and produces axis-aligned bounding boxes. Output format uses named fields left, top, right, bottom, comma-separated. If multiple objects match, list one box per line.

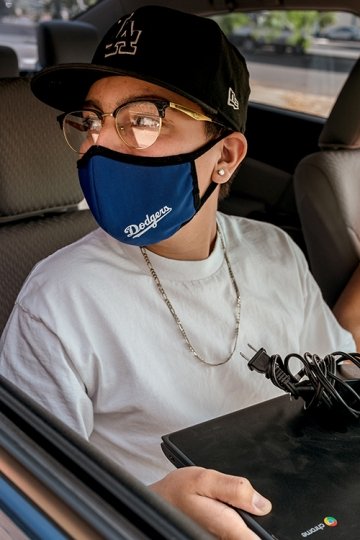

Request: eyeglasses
left=57, top=99, right=216, bottom=154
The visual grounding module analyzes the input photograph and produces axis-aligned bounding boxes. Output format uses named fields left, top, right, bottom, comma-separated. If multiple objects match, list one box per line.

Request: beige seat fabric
left=0, top=77, right=96, bottom=335
left=294, top=57, right=360, bottom=307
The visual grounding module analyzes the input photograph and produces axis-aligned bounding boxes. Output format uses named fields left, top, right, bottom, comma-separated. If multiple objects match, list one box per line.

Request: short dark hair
left=204, top=122, right=236, bottom=201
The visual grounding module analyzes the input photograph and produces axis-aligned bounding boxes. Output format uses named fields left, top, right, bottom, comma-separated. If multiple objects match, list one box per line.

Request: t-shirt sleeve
left=0, top=302, right=94, bottom=438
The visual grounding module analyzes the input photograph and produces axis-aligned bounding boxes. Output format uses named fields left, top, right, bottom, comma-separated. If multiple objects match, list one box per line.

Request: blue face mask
left=77, top=138, right=224, bottom=246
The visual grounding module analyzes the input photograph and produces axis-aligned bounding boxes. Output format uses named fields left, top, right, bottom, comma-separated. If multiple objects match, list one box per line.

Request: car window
left=0, top=507, right=30, bottom=540
left=0, top=0, right=98, bottom=71
left=0, top=375, right=209, bottom=540
left=0, top=477, right=68, bottom=540
left=0, top=6, right=358, bottom=118
left=212, top=10, right=360, bottom=118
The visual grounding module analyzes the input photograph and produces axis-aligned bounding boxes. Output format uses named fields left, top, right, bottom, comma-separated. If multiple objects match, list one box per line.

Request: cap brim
left=31, top=63, right=144, bottom=112
left=31, top=63, right=219, bottom=117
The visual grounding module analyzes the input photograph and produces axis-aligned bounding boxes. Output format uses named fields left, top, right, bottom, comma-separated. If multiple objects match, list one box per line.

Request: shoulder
left=21, top=228, right=104, bottom=285
left=217, top=211, right=305, bottom=264
left=16, top=228, right=136, bottom=310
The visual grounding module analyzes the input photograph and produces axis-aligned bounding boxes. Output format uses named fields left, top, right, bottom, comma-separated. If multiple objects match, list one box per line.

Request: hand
left=150, top=466, right=272, bottom=539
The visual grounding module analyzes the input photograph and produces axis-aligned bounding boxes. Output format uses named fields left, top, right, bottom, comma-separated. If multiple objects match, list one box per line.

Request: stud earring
left=217, top=168, right=225, bottom=176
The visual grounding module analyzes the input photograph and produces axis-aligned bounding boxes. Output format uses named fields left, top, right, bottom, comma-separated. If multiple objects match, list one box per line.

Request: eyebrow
left=83, top=94, right=168, bottom=110
left=83, top=98, right=101, bottom=109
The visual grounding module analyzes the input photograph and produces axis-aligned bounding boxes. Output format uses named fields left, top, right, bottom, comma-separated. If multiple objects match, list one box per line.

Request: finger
left=191, top=468, right=272, bottom=516
left=181, top=494, right=263, bottom=540
left=152, top=469, right=262, bottom=540
left=150, top=467, right=271, bottom=539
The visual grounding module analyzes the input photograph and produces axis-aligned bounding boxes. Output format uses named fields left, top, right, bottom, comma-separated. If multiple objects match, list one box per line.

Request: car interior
left=0, top=75, right=97, bottom=334
left=0, top=374, right=211, bottom=540
left=0, top=0, right=359, bottom=332
left=0, top=0, right=359, bottom=536
left=294, top=56, right=360, bottom=307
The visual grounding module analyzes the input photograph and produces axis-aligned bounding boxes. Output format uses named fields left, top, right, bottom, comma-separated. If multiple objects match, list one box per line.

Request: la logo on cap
left=105, top=13, right=142, bottom=57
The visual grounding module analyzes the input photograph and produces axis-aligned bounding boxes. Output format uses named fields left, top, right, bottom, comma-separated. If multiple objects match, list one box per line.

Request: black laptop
left=161, top=394, right=360, bottom=540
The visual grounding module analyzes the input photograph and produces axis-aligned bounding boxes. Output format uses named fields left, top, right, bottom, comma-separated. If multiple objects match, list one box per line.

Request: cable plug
left=241, top=344, right=299, bottom=396
left=240, top=344, right=272, bottom=375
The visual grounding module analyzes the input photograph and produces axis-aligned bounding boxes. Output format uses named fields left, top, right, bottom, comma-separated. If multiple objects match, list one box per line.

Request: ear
left=212, top=132, right=247, bottom=185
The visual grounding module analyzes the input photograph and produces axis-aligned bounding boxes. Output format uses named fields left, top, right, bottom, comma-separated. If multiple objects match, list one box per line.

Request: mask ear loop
left=196, top=137, right=232, bottom=211
left=193, top=128, right=232, bottom=211
left=197, top=181, right=218, bottom=210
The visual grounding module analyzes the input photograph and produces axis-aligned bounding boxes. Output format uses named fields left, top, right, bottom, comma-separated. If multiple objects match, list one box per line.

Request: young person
left=0, top=6, right=355, bottom=539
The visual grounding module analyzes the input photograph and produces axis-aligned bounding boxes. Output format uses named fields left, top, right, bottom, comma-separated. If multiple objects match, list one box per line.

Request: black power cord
left=241, top=345, right=360, bottom=418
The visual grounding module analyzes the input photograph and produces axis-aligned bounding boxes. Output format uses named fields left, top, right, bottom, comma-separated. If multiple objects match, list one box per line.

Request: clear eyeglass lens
left=63, top=111, right=102, bottom=154
left=115, top=101, right=161, bottom=149
left=63, top=102, right=163, bottom=153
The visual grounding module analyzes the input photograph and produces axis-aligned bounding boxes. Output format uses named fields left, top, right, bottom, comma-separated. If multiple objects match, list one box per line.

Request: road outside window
left=214, top=10, right=360, bottom=117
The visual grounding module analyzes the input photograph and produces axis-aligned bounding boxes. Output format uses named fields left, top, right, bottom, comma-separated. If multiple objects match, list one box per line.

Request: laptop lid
left=161, top=394, right=360, bottom=540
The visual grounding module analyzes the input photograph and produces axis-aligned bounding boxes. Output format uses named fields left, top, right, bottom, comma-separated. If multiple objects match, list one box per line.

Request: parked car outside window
left=322, top=24, right=360, bottom=40
left=228, top=24, right=307, bottom=55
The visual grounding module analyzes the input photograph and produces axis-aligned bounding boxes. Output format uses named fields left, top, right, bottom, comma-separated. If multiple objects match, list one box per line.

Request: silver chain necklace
left=140, top=227, right=241, bottom=366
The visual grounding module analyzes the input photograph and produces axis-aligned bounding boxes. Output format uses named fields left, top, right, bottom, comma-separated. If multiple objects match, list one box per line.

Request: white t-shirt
left=0, top=212, right=355, bottom=484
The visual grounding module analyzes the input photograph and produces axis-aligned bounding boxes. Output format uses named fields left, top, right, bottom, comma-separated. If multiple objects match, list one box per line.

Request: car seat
left=0, top=21, right=101, bottom=335
left=0, top=45, right=19, bottom=77
left=294, top=56, right=360, bottom=307
left=0, top=77, right=97, bottom=336
left=37, top=20, right=99, bottom=67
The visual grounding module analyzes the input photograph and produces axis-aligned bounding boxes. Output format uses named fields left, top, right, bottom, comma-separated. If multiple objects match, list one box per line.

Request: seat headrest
left=37, top=20, right=99, bottom=68
left=0, top=77, right=83, bottom=223
left=319, top=56, right=360, bottom=150
left=0, top=46, right=19, bottom=77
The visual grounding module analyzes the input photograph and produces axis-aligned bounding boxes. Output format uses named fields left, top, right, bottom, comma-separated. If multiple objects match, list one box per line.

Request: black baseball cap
left=31, top=5, right=250, bottom=132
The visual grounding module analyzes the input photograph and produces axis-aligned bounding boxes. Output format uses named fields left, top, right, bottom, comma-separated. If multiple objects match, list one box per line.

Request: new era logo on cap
left=228, top=88, right=239, bottom=110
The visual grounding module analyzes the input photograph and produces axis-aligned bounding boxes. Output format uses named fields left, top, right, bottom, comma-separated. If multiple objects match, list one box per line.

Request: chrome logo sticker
left=323, top=516, right=337, bottom=527
left=301, top=516, right=338, bottom=536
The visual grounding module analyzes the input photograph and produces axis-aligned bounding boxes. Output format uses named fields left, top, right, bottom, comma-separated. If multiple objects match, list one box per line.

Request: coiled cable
left=241, top=345, right=360, bottom=418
